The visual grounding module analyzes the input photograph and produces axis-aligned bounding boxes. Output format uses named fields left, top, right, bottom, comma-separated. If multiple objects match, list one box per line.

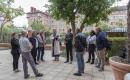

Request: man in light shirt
left=19, top=31, right=43, bottom=79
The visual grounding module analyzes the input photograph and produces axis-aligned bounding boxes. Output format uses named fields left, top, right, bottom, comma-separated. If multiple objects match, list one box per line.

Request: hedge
left=107, top=37, right=127, bottom=58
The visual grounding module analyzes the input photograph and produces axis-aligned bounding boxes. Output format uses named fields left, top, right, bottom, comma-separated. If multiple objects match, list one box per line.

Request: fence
left=106, top=27, right=127, bottom=37
left=0, top=34, right=11, bottom=43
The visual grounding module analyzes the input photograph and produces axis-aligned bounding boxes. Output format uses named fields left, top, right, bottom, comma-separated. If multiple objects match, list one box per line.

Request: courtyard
left=0, top=50, right=114, bottom=80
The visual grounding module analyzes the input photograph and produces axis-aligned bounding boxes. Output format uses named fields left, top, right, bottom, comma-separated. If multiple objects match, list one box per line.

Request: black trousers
left=37, top=47, right=44, bottom=61
left=88, top=44, right=96, bottom=61
left=11, top=49, right=20, bottom=70
left=31, top=48, right=37, bottom=64
left=66, top=46, right=73, bottom=62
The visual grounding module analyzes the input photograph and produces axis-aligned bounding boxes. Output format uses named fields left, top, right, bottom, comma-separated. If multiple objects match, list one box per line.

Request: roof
left=27, top=11, right=50, bottom=16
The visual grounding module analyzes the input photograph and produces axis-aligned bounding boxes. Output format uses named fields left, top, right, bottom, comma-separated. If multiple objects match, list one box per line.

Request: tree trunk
left=80, top=22, right=85, bottom=32
left=71, top=21, right=76, bottom=37
left=127, top=0, right=130, bottom=63
left=0, top=25, right=4, bottom=42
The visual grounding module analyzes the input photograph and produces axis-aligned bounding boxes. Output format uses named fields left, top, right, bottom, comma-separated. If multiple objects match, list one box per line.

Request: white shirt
left=87, top=35, right=96, bottom=44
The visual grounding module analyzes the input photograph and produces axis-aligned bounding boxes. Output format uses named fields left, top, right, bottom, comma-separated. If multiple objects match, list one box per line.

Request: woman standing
left=51, top=29, right=61, bottom=61
left=86, top=30, right=96, bottom=64
left=11, top=33, right=20, bottom=72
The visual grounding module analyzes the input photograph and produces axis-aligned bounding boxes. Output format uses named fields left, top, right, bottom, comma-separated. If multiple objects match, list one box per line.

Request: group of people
left=10, top=27, right=108, bottom=78
left=64, top=27, right=108, bottom=76
left=11, top=30, right=46, bottom=79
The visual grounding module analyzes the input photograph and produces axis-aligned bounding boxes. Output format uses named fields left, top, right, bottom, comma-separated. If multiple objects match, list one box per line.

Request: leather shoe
left=73, top=73, right=82, bottom=76
left=36, top=73, right=43, bottom=77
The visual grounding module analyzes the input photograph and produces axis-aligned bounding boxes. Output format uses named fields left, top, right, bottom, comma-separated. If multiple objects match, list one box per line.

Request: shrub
left=107, top=37, right=127, bottom=58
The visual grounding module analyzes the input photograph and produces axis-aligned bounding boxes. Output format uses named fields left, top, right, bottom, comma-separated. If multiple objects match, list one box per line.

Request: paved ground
left=0, top=50, right=115, bottom=80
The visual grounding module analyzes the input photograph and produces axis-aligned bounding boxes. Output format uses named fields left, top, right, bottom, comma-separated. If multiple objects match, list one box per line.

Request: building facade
left=26, top=7, right=68, bottom=33
left=108, top=6, right=127, bottom=28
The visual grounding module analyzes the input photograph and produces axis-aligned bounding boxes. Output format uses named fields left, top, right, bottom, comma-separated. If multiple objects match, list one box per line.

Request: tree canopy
left=48, top=0, right=116, bottom=34
left=31, top=20, right=51, bottom=33
left=0, top=0, right=24, bottom=42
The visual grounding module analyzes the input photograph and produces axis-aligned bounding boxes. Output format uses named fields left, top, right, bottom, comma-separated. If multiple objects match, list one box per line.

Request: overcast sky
left=12, top=0, right=129, bottom=27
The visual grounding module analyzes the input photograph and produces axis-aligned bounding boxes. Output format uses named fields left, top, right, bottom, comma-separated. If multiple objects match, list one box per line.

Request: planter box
left=109, top=56, right=130, bottom=80
left=0, top=43, right=11, bottom=48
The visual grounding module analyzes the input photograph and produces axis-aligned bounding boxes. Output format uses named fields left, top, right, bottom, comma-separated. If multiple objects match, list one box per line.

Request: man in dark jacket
left=29, top=32, right=39, bottom=65
left=96, top=27, right=107, bottom=71
left=64, top=29, right=73, bottom=64
left=74, top=29, right=87, bottom=76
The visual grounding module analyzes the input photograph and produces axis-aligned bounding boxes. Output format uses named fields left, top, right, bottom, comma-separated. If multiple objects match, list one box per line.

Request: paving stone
left=0, top=50, right=114, bottom=80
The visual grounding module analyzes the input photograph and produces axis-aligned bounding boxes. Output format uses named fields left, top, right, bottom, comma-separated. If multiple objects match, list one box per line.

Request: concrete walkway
left=0, top=50, right=115, bottom=80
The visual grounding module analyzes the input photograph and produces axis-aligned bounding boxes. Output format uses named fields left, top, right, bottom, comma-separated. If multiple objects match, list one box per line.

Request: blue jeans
left=37, top=47, right=44, bottom=61
left=76, top=52, right=85, bottom=73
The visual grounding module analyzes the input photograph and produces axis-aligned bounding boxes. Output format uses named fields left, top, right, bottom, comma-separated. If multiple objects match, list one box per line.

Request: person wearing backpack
left=64, top=29, right=73, bottom=64
left=95, top=27, right=107, bottom=71
left=74, top=29, right=87, bottom=76
left=86, top=30, right=96, bottom=64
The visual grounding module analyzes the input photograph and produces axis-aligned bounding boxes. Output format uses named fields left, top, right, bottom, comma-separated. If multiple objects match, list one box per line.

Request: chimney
left=31, top=7, right=36, bottom=13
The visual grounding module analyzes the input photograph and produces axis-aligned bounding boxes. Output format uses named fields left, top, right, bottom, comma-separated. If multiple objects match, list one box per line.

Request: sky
left=12, top=0, right=129, bottom=27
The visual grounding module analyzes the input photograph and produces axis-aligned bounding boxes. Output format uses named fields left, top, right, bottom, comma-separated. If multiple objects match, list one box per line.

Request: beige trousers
left=97, top=49, right=106, bottom=69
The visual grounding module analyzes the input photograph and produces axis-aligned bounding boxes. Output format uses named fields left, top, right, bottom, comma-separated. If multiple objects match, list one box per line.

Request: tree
left=0, top=0, right=24, bottom=42
left=48, top=0, right=115, bottom=35
left=31, top=20, right=51, bottom=33
left=127, top=0, right=130, bottom=63
left=97, top=21, right=110, bottom=31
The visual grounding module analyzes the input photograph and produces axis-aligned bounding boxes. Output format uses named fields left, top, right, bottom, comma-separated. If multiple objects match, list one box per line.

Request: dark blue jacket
left=96, top=31, right=107, bottom=50
left=11, top=38, right=20, bottom=50
left=75, top=32, right=87, bottom=52
left=29, top=37, right=37, bottom=49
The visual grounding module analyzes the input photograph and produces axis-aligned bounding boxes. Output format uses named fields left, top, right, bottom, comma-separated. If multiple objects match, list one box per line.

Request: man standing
left=64, top=29, right=73, bottom=64
left=74, top=29, right=87, bottom=76
left=19, top=31, right=43, bottom=79
left=95, top=27, right=107, bottom=71
left=37, top=31, right=46, bottom=62
left=29, top=31, right=39, bottom=65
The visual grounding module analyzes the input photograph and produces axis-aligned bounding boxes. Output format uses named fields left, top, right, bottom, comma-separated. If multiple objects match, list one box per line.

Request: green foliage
left=31, top=20, right=51, bottom=33
left=0, top=0, right=24, bottom=42
left=31, top=20, right=45, bottom=32
left=116, top=19, right=125, bottom=27
left=48, top=0, right=116, bottom=32
left=107, top=37, right=127, bottom=58
left=0, top=0, right=24, bottom=24
left=3, top=25, right=21, bottom=33
left=2, top=25, right=23, bottom=43
left=97, top=21, right=110, bottom=31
